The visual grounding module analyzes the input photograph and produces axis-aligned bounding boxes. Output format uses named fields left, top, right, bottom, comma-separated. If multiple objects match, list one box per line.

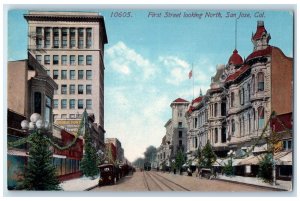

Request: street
left=91, top=170, right=277, bottom=192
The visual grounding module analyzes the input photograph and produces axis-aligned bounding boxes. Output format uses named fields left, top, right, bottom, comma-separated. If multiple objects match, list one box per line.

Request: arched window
left=195, top=137, right=198, bottom=148
left=231, top=92, right=235, bottom=107
left=252, top=75, right=255, bottom=94
left=258, top=106, right=265, bottom=129
left=231, top=119, right=235, bottom=135
left=257, top=72, right=264, bottom=91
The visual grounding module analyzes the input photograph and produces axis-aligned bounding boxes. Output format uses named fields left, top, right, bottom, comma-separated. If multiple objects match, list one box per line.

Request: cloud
left=106, top=41, right=156, bottom=79
left=159, top=56, right=191, bottom=85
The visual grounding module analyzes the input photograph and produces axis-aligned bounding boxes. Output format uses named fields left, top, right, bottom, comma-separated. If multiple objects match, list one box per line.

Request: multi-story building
left=24, top=11, right=108, bottom=141
left=157, top=98, right=189, bottom=170
left=185, top=21, right=293, bottom=178
left=105, top=138, right=124, bottom=163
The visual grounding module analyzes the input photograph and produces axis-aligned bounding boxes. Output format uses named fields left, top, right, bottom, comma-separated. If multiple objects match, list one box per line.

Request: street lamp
left=21, top=113, right=50, bottom=131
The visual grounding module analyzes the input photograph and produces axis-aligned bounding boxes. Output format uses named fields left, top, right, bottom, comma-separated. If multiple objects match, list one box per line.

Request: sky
left=7, top=9, right=293, bottom=162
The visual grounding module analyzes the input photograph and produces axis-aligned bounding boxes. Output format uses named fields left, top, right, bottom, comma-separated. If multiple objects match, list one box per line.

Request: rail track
left=142, top=171, right=190, bottom=191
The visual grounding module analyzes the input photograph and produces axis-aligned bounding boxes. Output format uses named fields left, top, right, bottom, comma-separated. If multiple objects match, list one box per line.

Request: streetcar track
left=146, top=171, right=173, bottom=191
left=143, top=172, right=163, bottom=191
left=142, top=171, right=151, bottom=191
left=150, top=171, right=191, bottom=191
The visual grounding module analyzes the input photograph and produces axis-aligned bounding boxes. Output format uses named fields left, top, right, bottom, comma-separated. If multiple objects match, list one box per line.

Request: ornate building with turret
left=186, top=21, right=293, bottom=179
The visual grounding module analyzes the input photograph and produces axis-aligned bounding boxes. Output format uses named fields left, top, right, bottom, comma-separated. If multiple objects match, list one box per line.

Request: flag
left=189, top=70, right=193, bottom=79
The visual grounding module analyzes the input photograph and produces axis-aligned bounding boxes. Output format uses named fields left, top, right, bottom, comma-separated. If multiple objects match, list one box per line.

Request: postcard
left=6, top=7, right=294, bottom=193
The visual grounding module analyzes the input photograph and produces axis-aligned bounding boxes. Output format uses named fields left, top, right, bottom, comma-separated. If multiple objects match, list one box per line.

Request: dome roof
left=228, top=49, right=243, bottom=66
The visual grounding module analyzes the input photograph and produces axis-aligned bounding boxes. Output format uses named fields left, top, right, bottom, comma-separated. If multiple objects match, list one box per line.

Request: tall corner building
left=24, top=11, right=108, bottom=133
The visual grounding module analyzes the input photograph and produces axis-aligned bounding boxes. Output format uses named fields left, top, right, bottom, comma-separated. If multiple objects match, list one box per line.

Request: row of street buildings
left=157, top=21, right=293, bottom=180
left=7, top=11, right=125, bottom=189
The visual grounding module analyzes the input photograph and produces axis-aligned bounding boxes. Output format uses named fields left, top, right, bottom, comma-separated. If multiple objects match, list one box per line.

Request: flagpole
left=192, top=63, right=194, bottom=100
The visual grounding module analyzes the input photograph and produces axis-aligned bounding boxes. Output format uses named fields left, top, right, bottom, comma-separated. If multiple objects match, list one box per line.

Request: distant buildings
left=105, top=138, right=125, bottom=163
left=157, top=98, right=189, bottom=170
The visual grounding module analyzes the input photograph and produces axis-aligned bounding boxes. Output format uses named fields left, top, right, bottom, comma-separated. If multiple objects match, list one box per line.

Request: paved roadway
left=91, top=170, right=277, bottom=192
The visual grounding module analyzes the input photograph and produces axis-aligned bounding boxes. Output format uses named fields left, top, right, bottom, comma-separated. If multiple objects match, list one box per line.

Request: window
left=194, top=137, right=198, bottom=148
left=53, top=55, right=59, bottom=65
left=70, top=28, right=76, bottom=48
left=36, top=27, right=42, bottom=48
left=178, top=122, right=183, bottom=128
left=86, top=70, right=92, bottom=80
left=78, top=28, right=84, bottom=48
left=258, top=72, right=264, bottom=91
left=215, top=128, right=218, bottom=143
left=214, top=103, right=218, bottom=117
left=241, top=88, right=244, bottom=105
left=61, top=85, right=67, bottom=94
left=69, top=99, right=75, bottom=109
left=231, top=92, right=235, bottom=107
left=36, top=55, right=42, bottom=63
left=62, top=28, right=68, bottom=48
left=221, top=102, right=226, bottom=116
left=179, top=140, right=182, bottom=146
left=53, top=70, right=59, bottom=79
left=70, top=55, right=76, bottom=65
left=53, top=28, right=59, bottom=48
left=78, top=85, right=84, bottom=94
left=86, top=55, right=92, bottom=65
left=53, top=114, right=58, bottom=120
left=231, top=119, right=235, bottom=135
left=46, top=70, right=50, bottom=76
left=70, top=84, right=75, bottom=94
left=252, top=75, right=256, bottom=94
left=78, top=70, right=84, bottom=80
left=61, top=99, right=67, bottom=109
left=61, top=70, right=67, bottom=80
left=253, top=108, right=256, bottom=130
left=53, top=99, right=58, bottom=109
left=86, top=28, right=92, bottom=48
left=178, top=111, right=182, bottom=117
left=61, top=114, right=67, bottom=119
left=283, top=140, right=292, bottom=150
left=247, top=83, right=251, bottom=101
left=45, top=96, right=52, bottom=124
left=178, top=131, right=182, bottom=138
left=194, top=118, right=198, bottom=128
left=62, top=55, right=67, bottom=65
left=258, top=107, right=265, bottom=129
left=70, top=70, right=75, bottom=80
left=78, top=99, right=84, bottom=109
left=44, top=55, right=50, bottom=65
left=248, top=114, right=251, bottom=134
left=86, top=99, right=92, bottom=109
left=44, top=28, right=51, bottom=48
left=86, top=85, right=92, bottom=94
left=70, top=114, right=76, bottom=119
left=78, top=55, right=84, bottom=65
left=34, top=92, right=42, bottom=114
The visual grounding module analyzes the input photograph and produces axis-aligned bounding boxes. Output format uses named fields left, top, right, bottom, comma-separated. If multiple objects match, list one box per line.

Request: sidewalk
left=60, top=176, right=99, bottom=191
left=215, top=175, right=292, bottom=191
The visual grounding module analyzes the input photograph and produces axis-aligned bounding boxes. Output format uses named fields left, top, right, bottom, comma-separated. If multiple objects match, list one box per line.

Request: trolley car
left=144, top=162, right=151, bottom=171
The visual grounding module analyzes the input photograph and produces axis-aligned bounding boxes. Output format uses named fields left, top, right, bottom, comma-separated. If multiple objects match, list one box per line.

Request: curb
left=84, top=184, right=99, bottom=191
left=213, top=178, right=288, bottom=191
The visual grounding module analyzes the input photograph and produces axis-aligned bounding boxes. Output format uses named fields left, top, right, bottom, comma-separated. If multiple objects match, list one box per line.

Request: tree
left=258, top=153, right=273, bottom=183
left=199, top=141, right=216, bottom=169
left=132, top=157, right=145, bottom=169
left=144, top=145, right=157, bottom=165
left=80, top=110, right=99, bottom=178
left=223, top=159, right=234, bottom=176
left=175, top=149, right=185, bottom=170
left=21, top=131, right=61, bottom=190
